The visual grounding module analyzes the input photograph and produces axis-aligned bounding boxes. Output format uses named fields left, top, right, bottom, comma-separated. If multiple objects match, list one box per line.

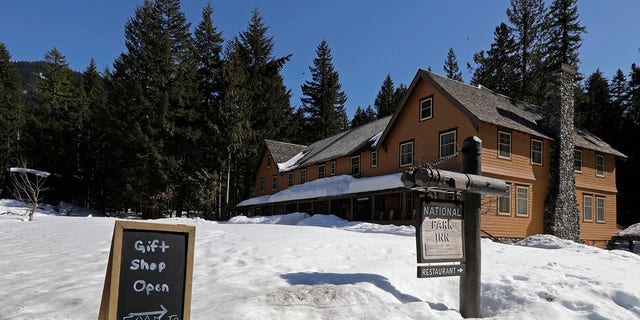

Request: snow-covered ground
left=1, top=199, right=639, bottom=319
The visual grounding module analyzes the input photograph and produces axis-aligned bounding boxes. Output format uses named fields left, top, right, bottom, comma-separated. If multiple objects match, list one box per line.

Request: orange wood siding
left=577, top=189, right=619, bottom=241
left=575, top=150, right=617, bottom=193
left=254, top=149, right=280, bottom=196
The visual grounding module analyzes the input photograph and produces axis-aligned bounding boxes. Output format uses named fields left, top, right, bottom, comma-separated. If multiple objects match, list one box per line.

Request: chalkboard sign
left=99, top=221, right=195, bottom=320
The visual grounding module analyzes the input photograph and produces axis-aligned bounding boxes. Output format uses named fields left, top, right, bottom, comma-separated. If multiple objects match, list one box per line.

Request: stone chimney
left=542, top=63, right=580, bottom=241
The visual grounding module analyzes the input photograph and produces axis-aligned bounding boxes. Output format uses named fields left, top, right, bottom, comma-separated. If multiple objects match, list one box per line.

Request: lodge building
left=237, top=66, right=626, bottom=245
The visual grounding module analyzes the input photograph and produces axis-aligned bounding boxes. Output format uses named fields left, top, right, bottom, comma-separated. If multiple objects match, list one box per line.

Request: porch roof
left=237, top=173, right=404, bottom=207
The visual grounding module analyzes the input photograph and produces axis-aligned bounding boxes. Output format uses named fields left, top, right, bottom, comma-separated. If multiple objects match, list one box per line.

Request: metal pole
left=460, top=136, right=482, bottom=318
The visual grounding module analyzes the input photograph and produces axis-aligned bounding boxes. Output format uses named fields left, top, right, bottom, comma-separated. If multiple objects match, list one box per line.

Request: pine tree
left=575, top=70, right=620, bottom=143
left=443, top=47, right=463, bottom=82
left=301, top=39, right=348, bottom=142
left=470, top=23, right=518, bottom=97
left=394, top=83, right=408, bottom=108
left=27, top=48, right=83, bottom=178
left=627, top=63, right=640, bottom=123
left=351, top=105, right=376, bottom=128
left=0, top=43, right=23, bottom=187
left=544, top=0, right=586, bottom=69
left=374, top=74, right=396, bottom=118
left=507, top=0, right=547, bottom=102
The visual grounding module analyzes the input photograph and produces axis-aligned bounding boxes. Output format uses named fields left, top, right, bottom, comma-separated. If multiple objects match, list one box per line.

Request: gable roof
left=268, top=117, right=392, bottom=173
left=378, top=69, right=626, bottom=159
left=264, top=140, right=307, bottom=164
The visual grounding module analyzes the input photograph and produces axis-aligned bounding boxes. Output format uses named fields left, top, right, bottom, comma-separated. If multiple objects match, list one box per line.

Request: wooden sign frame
left=98, top=220, right=195, bottom=320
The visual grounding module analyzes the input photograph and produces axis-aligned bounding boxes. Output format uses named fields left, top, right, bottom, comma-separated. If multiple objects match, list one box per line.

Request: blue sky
left=1, top=1, right=639, bottom=118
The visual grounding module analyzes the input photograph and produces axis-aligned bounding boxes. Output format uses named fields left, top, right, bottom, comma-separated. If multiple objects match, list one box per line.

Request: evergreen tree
left=394, top=83, right=408, bottom=108
left=0, top=43, right=23, bottom=187
left=443, top=47, right=463, bottom=82
left=610, top=69, right=628, bottom=112
left=627, top=63, right=640, bottom=123
left=575, top=70, right=620, bottom=143
left=301, top=39, right=347, bottom=142
left=27, top=48, right=84, bottom=178
left=617, top=64, right=640, bottom=227
left=351, top=105, right=376, bottom=128
left=507, top=0, right=547, bottom=102
left=374, top=74, right=396, bottom=118
left=544, top=0, right=586, bottom=69
left=470, top=23, right=518, bottom=97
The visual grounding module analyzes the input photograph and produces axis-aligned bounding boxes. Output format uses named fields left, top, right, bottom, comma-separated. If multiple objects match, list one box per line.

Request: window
left=330, top=161, right=336, bottom=176
left=439, top=130, right=457, bottom=158
left=498, top=131, right=511, bottom=159
left=287, top=172, right=294, bottom=187
left=419, top=96, right=433, bottom=121
left=300, top=169, right=306, bottom=184
left=271, top=175, right=277, bottom=190
left=371, top=151, right=378, bottom=168
left=318, top=164, right=325, bottom=179
left=259, top=177, right=265, bottom=193
left=596, top=196, right=605, bottom=222
left=583, top=194, right=593, bottom=222
left=351, top=156, right=360, bottom=176
left=574, top=149, right=582, bottom=172
left=399, top=141, right=413, bottom=167
left=498, top=184, right=512, bottom=215
left=516, top=185, right=529, bottom=217
left=596, top=154, right=605, bottom=177
left=531, top=139, right=543, bottom=165
left=266, top=156, right=272, bottom=168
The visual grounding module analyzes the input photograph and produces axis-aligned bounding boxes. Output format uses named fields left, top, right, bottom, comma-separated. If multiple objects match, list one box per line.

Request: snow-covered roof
left=237, top=173, right=404, bottom=207
left=617, top=223, right=640, bottom=237
left=9, top=167, right=50, bottom=177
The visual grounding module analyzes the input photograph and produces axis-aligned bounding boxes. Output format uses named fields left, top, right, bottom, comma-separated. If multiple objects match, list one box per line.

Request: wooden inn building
left=237, top=66, right=626, bottom=245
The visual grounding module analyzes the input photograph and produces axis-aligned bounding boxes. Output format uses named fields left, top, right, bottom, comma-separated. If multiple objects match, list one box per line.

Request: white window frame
left=266, top=155, right=272, bottom=168
left=531, top=139, right=543, bottom=165
left=271, top=175, right=277, bottom=190
left=300, top=169, right=306, bottom=184
left=419, top=96, right=433, bottom=121
left=287, top=172, right=294, bottom=187
left=439, top=130, right=457, bottom=159
left=583, top=194, right=593, bottom=222
left=498, top=184, right=512, bottom=215
left=371, top=151, right=378, bottom=168
left=399, top=141, right=413, bottom=167
left=596, top=196, right=605, bottom=223
left=498, top=131, right=512, bottom=159
left=351, top=156, right=361, bottom=176
left=516, top=185, right=529, bottom=217
left=330, top=161, right=336, bottom=176
left=318, top=164, right=325, bottom=179
left=596, top=154, right=605, bottom=177
left=574, top=149, right=582, bottom=172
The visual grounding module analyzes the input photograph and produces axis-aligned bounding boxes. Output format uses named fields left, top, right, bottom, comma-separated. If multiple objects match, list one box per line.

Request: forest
left=0, top=0, right=638, bottom=225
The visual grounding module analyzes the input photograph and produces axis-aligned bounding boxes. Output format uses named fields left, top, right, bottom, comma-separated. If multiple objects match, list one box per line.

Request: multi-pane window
left=300, top=169, right=306, bottom=184
left=531, top=139, right=543, bottom=165
left=596, top=196, right=605, bottom=222
left=516, top=185, right=529, bottom=217
left=259, top=177, right=265, bottom=193
left=596, top=154, right=605, bottom=177
left=330, top=161, right=336, bottom=176
left=351, top=156, right=361, bottom=176
left=498, top=131, right=511, bottom=159
left=439, top=130, right=456, bottom=158
left=271, top=175, right=277, bottom=190
left=400, top=141, right=413, bottom=167
left=574, top=149, right=582, bottom=172
left=498, top=184, right=512, bottom=215
left=583, top=195, right=593, bottom=221
left=420, top=97, right=433, bottom=120
left=371, top=151, right=378, bottom=168
left=287, top=172, right=294, bottom=187
left=318, top=164, right=325, bottom=179
left=266, top=156, right=272, bottom=168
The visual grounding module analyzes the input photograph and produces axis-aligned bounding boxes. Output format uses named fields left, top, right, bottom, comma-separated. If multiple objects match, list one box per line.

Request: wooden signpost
left=99, top=220, right=196, bottom=320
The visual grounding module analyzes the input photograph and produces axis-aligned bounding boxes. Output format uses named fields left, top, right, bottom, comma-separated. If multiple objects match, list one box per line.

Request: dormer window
left=419, top=96, right=433, bottom=121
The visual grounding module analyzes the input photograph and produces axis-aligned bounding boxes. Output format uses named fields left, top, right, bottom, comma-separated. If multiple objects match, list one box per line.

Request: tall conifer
left=0, top=43, right=23, bottom=186
left=544, top=0, right=586, bottom=69
left=443, top=47, right=463, bottom=82
left=301, top=39, right=347, bottom=142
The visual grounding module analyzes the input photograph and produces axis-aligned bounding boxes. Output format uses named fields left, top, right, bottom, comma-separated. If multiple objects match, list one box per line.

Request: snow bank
left=228, top=212, right=310, bottom=225
left=515, top=234, right=578, bottom=249
left=296, top=214, right=352, bottom=228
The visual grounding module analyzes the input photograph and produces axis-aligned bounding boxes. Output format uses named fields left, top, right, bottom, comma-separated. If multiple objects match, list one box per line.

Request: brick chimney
left=542, top=63, right=580, bottom=241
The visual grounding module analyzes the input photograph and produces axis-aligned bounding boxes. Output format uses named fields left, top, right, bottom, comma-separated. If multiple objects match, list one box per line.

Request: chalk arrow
left=127, top=304, right=168, bottom=320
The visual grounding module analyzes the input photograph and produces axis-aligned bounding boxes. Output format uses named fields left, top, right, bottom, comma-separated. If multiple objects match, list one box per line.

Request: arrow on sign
left=126, top=304, right=168, bottom=319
